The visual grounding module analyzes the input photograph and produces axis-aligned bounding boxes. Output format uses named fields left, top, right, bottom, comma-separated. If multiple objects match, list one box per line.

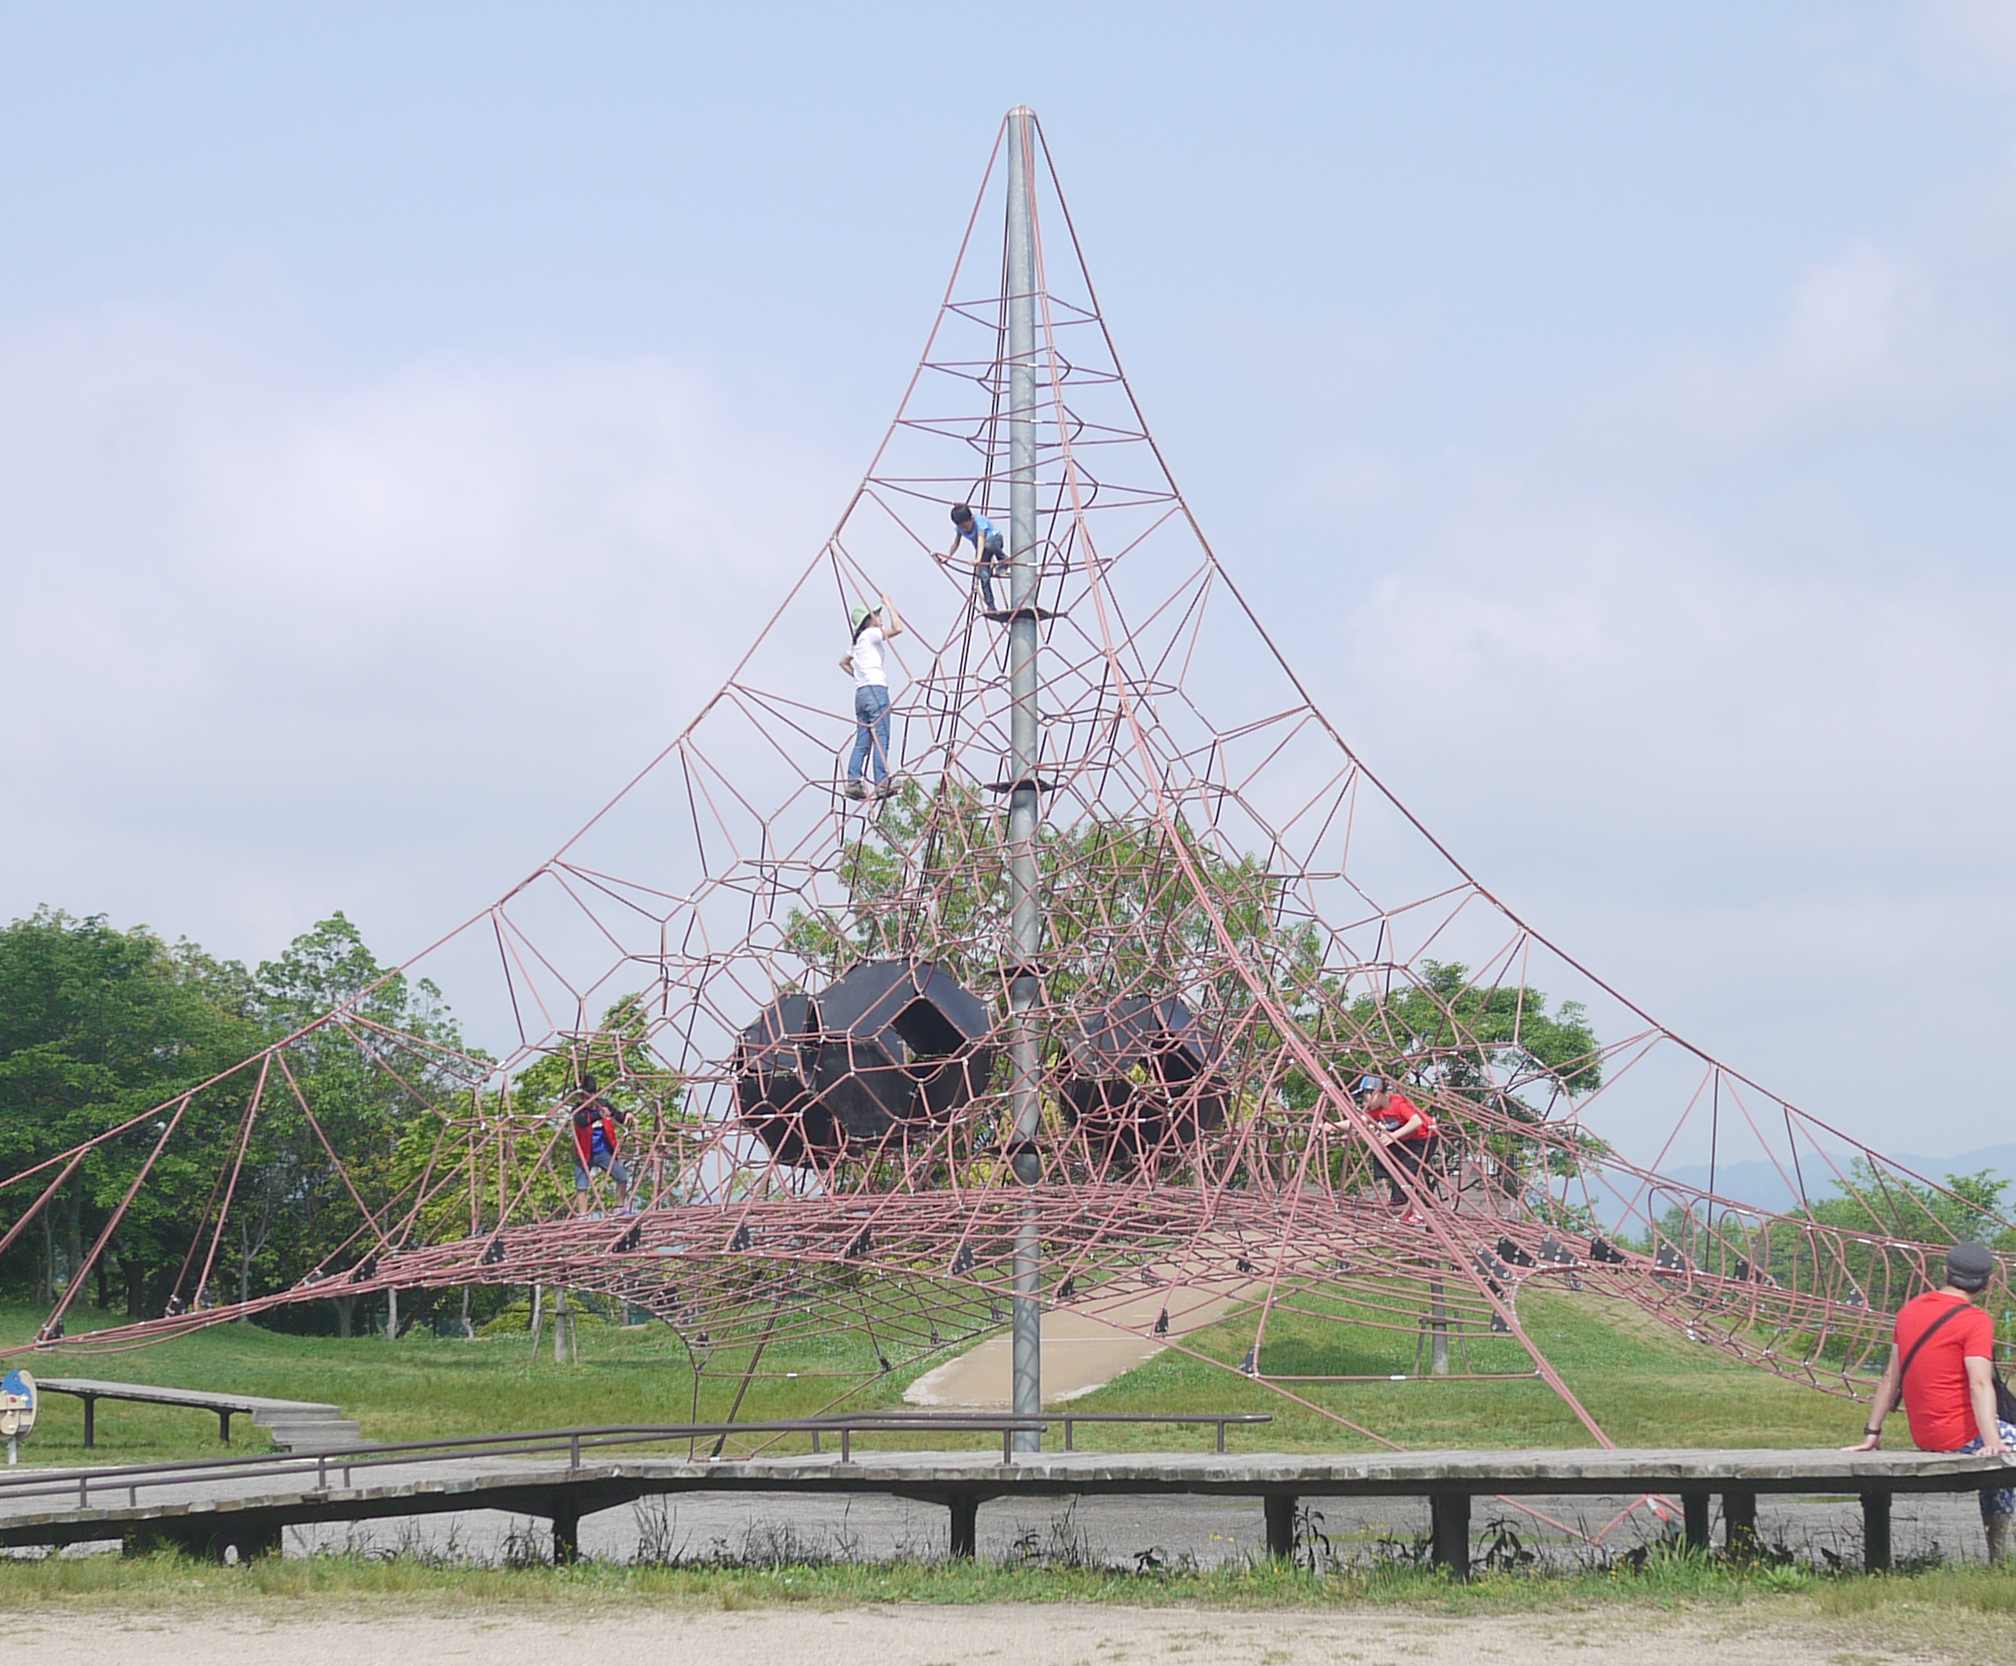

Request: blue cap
left=1354, top=1074, right=1384, bottom=1095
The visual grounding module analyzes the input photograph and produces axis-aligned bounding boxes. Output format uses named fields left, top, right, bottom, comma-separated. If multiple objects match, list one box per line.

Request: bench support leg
left=1723, top=1489, right=1758, bottom=1559
left=1264, top=1495, right=1296, bottom=1560
left=1682, top=1491, right=1709, bottom=1552
left=219, top=1410, right=232, bottom=1445
left=1861, top=1490, right=1891, bottom=1574
left=550, top=1507, right=580, bottom=1565
left=1430, top=1492, right=1470, bottom=1579
left=948, top=1494, right=979, bottom=1559
left=82, top=1396, right=96, bottom=1450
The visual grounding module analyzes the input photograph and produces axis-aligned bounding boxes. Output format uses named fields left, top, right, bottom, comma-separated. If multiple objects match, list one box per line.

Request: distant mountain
left=1644, top=1143, right=2016, bottom=1218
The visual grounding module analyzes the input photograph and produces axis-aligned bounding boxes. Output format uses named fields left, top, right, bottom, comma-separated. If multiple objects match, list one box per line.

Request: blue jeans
left=574, top=1149, right=632, bottom=1191
left=976, top=533, right=1008, bottom=610
left=1960, top=1420, right=2016, bottom=1523
left=848, top=684, right=891, bottom=783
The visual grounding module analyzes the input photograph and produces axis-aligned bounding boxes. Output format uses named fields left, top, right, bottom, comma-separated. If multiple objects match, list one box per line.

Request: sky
left=4, top=2, right=2016, bottom=1161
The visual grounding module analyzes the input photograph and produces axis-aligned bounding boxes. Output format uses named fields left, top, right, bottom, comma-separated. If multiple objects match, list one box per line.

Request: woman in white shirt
left=839, top=593, right=903, bottom=799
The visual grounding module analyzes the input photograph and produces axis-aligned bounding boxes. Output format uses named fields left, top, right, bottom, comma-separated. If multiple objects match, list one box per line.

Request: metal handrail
left=0, top=1410, right=1272, bottom=1512
left=1051, top=1411, right=1273, bottom=1454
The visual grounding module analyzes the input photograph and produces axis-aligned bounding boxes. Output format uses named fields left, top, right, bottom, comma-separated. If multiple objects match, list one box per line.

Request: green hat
left=849, top=603, right=874, bottom=636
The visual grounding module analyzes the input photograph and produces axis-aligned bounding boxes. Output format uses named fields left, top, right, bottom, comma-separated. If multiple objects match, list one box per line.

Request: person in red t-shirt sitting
left=1844, top=1241, right=2013, bottom=1564
left=1348, top=1074, right=1440, bottom=1228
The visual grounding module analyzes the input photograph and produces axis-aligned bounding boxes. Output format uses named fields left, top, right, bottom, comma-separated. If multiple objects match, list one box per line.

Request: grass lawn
left=2, top=1277, right=1876, bottom=1467
left=1055, top=1287, right=1868, bottom=1452
left=1, top=1298, right=908, bottom=1464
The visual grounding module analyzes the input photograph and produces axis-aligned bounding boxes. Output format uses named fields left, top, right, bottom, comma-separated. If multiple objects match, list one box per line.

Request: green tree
left=0, top=908, right=264, bottom=1315
left=392, top=990, right=685, bottom=1247
left=233, top=913, right=476, bottom=1333
left=781, top=788, right=1604, bottom=1189
left=1335, top=958, right=1606, bottom=1183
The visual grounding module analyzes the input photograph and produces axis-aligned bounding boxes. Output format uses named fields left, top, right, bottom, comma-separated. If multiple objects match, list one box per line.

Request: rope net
left=5, top=115, right=2008, bottom=1481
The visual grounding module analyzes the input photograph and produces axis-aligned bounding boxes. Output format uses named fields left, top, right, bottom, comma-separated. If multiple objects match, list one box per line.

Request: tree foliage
left=0, top=908, right=476, bottom=1328
left=782, top=787, right=1605, bottom=1186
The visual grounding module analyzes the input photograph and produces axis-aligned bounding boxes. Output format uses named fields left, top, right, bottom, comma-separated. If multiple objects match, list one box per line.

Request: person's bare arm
left=1379, top=1110, right=1425, bottom=1147
left=839, top=653, right=854, bottom=674
left=1967, top=1355, right=2008, bottom=1454
left=1844, top=1349, right=1905, bottom=1450
left=880, top=593, right=904, bottom=639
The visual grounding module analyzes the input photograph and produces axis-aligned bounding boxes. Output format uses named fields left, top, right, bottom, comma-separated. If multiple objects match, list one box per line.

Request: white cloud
left=0, top=296, right=845, bottom=989
left=1914, top=0, right=2016, bottom=87
left=1570, top=240, right=2016, bottom=463
left=1263, top=174, right=2016, bottom=1158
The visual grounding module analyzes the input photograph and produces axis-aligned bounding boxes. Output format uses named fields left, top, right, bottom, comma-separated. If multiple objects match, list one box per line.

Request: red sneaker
left=1400, top=1209, right=1425, bottom=1227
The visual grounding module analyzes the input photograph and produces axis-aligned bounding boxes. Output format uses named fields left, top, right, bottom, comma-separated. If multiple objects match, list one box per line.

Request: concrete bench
left=35, top=1379, right=363, bottom=1452
left=5, top=1440, right=2010, bottom=1572
left=619, top=1446, right=2016, bottom=1575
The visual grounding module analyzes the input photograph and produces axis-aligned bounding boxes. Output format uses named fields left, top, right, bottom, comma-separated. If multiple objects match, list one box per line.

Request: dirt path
left=2, top=1602, right=1986, bottom=1666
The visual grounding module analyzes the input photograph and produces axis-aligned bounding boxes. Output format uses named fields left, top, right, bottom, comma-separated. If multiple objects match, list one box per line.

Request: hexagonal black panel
left=736, top=961, right=996, bottom=1163
left=809, top=959, right=997, bottom=1141
left=734, top=992, right=834, bottom=1167
left=1061, top=994, right=1228, bottom=1158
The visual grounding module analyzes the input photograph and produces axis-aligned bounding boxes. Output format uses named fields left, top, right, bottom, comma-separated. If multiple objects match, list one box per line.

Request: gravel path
left=0, top=1603, right=1979, bottom=1666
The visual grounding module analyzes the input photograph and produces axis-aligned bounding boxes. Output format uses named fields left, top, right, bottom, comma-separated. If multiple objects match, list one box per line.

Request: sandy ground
left=0, top=1602, right=1992, bottom=1666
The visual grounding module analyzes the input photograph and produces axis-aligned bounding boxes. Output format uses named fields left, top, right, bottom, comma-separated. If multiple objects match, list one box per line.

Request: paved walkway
left=905, top=1265, right=1265, bottom=1407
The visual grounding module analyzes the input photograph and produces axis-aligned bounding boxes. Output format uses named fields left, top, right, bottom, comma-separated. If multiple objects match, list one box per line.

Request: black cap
left=1947, top=1241, right=1995, bottom=1292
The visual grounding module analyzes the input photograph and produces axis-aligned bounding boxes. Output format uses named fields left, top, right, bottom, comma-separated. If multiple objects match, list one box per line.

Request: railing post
left=82, top=1395, right=96, bottom=1450
left=840, top=1427, right=851, bottom=1464
left=1216, top=1418, right=1226, bottom=1454
left=1063, top=1416, right=1074, bottom=1452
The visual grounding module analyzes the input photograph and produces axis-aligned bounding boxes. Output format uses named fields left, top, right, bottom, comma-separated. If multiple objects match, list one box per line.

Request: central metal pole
left=1005, top=105, right=1044, bottom=1452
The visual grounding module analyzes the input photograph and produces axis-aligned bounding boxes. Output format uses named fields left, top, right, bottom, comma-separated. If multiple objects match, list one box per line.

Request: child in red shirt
left=1351, top=1074, right=1440, bottom=1226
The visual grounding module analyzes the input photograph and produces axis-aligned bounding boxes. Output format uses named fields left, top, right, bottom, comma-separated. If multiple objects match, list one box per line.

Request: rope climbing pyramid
left=5, top=112, right=2008, bottom=1477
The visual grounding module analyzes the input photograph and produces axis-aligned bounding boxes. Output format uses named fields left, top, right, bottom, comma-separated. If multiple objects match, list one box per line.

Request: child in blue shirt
left=946, top=503, right=1009, bottom=610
